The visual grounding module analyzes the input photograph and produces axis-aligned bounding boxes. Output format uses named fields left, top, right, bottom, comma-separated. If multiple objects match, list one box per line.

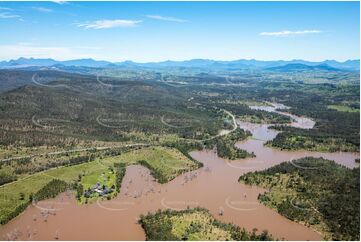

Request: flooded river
left=0, top=104, right=359, bottom=240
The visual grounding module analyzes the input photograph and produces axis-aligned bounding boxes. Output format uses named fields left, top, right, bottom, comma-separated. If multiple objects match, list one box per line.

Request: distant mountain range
left=266, top=63, right=342, bottom=72
left=0, top=57, right=359, bottom=71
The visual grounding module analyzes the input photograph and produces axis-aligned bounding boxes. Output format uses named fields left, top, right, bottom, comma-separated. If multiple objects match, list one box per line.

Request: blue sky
left=0, top=1, right=359, bottom=62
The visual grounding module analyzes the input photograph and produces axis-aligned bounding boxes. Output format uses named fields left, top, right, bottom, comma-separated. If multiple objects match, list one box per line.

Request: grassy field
left=115, top=146, right=199, bottom=183
left=139, top=208, right=273, bottom=240
left=327, top=105, right=359, bottom=113
left=168, top=210, right=232, bottom=240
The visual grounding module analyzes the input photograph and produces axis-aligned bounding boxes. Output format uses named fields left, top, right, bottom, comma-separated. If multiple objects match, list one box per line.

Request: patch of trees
left=73, top=182, right=84, bottom=201
left=138, top=208, right=273, bottom=241
left=239, top=157, right=360, bottom=240
left=114, top=163, right=127, bottom=193
left=137, top=160, right=168, bottom=184
left=213, top=102, right=291, bottom=124
left=41, top=154, right=96, bottom=171
left=103, top=148, right=124, bottom=157
left=3, top=154, right=96, bottom=176
left=15, top=157, right=32, bottom=165
left=239, top=113, right=291, bottom=124
left=215, top=139, right=252, bottom=160
left=1, top=157, right=32, bottom=166
left=0, top=200, right=30, bottom=225
left=204, top=128, right=254, bottom=160
left=0, top=168, right=16, bottom=185
left=267, top=125, right=359, bottom=152
left=33, top=179, right=68, bottom=201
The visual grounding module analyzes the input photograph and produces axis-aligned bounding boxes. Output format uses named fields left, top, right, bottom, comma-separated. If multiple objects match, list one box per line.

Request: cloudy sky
left=0, top=1, right=359, bottom=62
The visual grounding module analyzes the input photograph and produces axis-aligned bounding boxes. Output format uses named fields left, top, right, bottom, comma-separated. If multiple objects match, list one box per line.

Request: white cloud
left=259, top=30, right=323, bottom=36
left=0, top=7, right=12, bottom=11
left=77, top=19, right=141, bottom=29
left=51, top=0, right=68, bottom=4
left=145, top=15, right=188, bottom=23
left=32, top=7, right=53, bottom=13
left=0, top=12, right=21, bottom=19
left=0, top=6, right=23, bottom=20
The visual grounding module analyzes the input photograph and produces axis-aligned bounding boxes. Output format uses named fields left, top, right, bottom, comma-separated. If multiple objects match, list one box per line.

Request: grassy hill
left=139, top=208, right=273, bottom=240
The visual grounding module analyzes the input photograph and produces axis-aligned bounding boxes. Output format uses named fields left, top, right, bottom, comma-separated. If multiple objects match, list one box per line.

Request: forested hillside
left=239, top=157, right=360, bottom=240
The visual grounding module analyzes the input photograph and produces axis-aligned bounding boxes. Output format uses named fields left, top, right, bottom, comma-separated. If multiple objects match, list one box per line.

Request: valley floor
left=0, top=106, right=358, bottom=241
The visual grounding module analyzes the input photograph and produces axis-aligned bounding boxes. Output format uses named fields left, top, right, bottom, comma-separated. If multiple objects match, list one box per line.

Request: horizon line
left=0, top=57, right=359, bottom=64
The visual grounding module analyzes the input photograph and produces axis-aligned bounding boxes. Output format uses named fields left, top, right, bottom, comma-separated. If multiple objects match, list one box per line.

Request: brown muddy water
left=0, top=105, right=359, bottom=241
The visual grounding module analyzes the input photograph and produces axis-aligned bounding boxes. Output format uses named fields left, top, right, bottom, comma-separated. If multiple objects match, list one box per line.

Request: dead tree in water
left=26, top=226, right=32, bottom=240
left=54, top=229, right=59, bottom=240
left=219, top=207, right=224, bottom=216
left=42, top=212, right=48, bottom=222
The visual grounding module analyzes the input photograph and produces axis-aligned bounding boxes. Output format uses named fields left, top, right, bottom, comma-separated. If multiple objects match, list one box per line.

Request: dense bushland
left=239, top=157, right=360, bottom=240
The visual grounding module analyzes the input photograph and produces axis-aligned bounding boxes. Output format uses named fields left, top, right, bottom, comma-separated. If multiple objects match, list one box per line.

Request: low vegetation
left=239, top=157, right=360, bottom=240
left=139, top=208, right=273, bottom=240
